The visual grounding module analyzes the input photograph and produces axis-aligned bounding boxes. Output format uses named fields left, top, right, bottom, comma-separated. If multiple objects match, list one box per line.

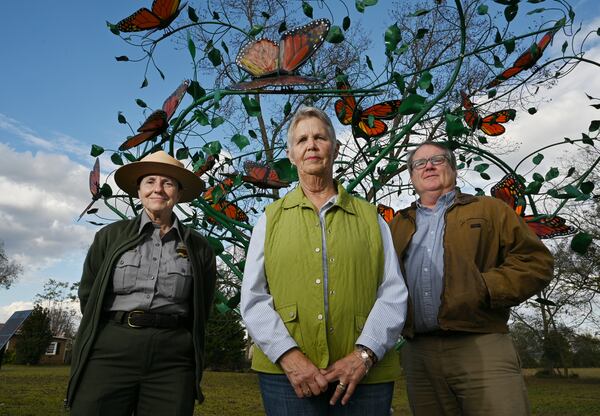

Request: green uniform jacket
left=66, top=215, right=217, bottom=406
left=389, top=192, right=554, bottom=338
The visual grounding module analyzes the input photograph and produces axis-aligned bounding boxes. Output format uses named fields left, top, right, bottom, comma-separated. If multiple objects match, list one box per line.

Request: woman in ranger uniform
left=67, top=151, right=216, bottom=416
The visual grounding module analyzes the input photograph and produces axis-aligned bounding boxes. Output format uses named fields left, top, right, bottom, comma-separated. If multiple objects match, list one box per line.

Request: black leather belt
left=415, top=329, right=474, bottom=337
left=106, top=310, right=186, bottom=329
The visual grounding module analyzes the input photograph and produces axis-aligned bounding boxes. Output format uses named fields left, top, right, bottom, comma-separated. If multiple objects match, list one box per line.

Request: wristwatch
left=355, top=345, right=377, bottom=373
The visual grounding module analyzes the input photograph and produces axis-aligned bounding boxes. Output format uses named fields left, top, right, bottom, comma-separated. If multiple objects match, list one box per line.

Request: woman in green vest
left=240, top=106, right=408, bottom=415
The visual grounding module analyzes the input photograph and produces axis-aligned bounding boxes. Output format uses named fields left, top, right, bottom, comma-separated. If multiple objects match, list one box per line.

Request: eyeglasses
left=410, top=154, right=449, bottom=171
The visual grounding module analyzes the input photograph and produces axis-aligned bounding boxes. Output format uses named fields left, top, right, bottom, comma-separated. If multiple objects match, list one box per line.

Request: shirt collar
left=416, top=189, right=456, bottom=211
left=139, top=210, right=183, bottom=240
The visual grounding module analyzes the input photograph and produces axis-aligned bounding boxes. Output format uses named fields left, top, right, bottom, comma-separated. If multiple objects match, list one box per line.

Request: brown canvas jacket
left=389, top=191, right=554, bottom=338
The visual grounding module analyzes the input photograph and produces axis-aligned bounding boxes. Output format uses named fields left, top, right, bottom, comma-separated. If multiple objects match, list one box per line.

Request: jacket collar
left=282, top=181, right=356, bottom=215
left=400, top=188, right=477, bottom=220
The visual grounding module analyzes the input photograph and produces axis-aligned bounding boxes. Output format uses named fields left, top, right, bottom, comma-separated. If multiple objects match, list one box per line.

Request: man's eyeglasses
left=410, top=154, right=449, bottom=171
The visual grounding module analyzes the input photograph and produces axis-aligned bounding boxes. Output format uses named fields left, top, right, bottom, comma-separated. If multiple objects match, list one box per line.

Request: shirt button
left=153, top=257, right=157, bottom=261
left=315, top=248, right=321, bottom=253
left=155, top=243, right=160, bottom=247
left=151, top=276, right=155, bottom=280
left=315, top=279, right=321, bottom=284
left=424, top=267, right=429, bottom=272
left=289, top=312, right=294, bottom=318
left=330, top=290, right=335, bottom=295
left=329, top=327, right=334, bottom=333
left=146, top=294, right=150, bottom=299
left=329, top=257, right=334, bottom=262
left=119, top=260, right=124, bottom=265
left=317, top=314, right=323, bottom=320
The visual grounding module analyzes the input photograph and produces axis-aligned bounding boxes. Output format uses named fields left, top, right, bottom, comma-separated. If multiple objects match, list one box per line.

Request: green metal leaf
left=525, top=181, right=542, bottom=194
left=545, top=167, right=559, bottom=181
left=210, top=116, right=225, bottom=128
left=392, top=72, right=405, bottom=93
left=194, top=110, right=210, bottom=126
left=343, top=16, right=351, bottom=31
left=273, top=158, right=298, bottom=182
left=527, top=8, right=546, bottom=15
left=385, top=24, right=401, bottom=52
left=117, top=112, right=127, bottom=124
left=474, top=163, right=489, bottom=173
left=176, top=148, right=189, bottom=160
left=111, top=153, right=123, bottom=166
left=580, top=181, right=594, bottom=194
left=532, top=172, right=544, bottom=183
left=100, top=184, right=113, bottom=198
left=207, top=48, right=222, bottom=66
left=302, top=1, right=313, bottom=18
left=528, top=107, right=537, bottom=115
left=570, top=232, right=593, bottom=255
left=115, top=55, right=129, bottom=62
left=242, top=96, right=261, bottom=117
left=206, top=236, right=225, bottom=255
left=415, top=28, right=429, bottom=40
left=564, top=184, right=583, bottom=198
left=248, top=129, right=257, bottom=139
left=231, top=134, right=250, bottom=150
left=561, top=41, right=568, bottom=53
left=504, top=4, right=519, bottom=22
left=480, top=172, right=491, bottom=180
left=399, top=94, right=426, bottom=115
left=91, top=144, right=104, bottom=157
left=409, top=9, right=430, bottom=17
left=493, top=54, right=503, bottom=69
left=582, top=133, right=594, bottom=145
left=202, top=141, right=222, bottom=156
left=123, top=152, right=137, bottom=163
left=221, top=41, right=229, bottom=55
left=503, top=39, right=515, bottom=54
left=141, top=78, right=148, bottom=88
left=417, top=72, right=432, bottom=91
left=535, top=297, right=557, bottom=306
left=366, top=55, right=373, bottom=71
left=355, top=0, right=365, bottom=13
left=284, top=101, right=292, bottom=116
left=278, top=21, right=287, bottom=33
left=135, top=99, right=147, bottom=108
left=187, top=33, right=196, bottom=60
left=188, top=6, right=199, bottom=22
left=363, top=0, right=378, bottom=5
left=477, top=4, right=488, bottom=15
left=326, top=26, right=344, bottom=44
left=445, top=113, right=466, bottom=139
left=589, top=120, right=600, bottom=132
left=532, top=153, right=544, bottom=165
left=188, top=81, right=206, bottom=100
left=107, top=21, right=120, bottom=36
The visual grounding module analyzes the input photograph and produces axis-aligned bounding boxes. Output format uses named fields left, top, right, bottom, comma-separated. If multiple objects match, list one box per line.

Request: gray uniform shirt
left=106, top=211, right=193, bottom=316
left=404, top=190, right=455, bottom=333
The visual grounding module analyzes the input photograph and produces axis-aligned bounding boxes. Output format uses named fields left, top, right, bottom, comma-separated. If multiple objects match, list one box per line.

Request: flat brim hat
left=114, top=150, right=204, bottom=203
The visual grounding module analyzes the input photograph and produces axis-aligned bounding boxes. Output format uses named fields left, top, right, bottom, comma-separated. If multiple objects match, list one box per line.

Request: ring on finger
left=336, top=382, right=347, bottom=391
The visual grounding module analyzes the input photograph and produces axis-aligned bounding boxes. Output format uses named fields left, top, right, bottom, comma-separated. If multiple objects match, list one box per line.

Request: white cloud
left=0, top=301, right=34, bottom=323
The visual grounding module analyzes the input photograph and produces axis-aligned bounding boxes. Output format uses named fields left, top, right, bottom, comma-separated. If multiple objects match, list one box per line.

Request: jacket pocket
left=159, top=256, right=193, bottom=301
left=112, top=249, right=141, bottom=294
left=276, top=303, right=304, bottom=350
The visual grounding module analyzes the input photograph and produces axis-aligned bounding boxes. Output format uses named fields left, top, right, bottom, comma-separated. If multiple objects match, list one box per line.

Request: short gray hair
left=406, top=142, right=457, bottom=174
left=287, top=106, right=336, bottom=148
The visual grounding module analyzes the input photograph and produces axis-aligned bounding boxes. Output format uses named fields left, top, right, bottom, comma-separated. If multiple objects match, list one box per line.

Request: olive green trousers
left=70, top=320, right=195, bottom=416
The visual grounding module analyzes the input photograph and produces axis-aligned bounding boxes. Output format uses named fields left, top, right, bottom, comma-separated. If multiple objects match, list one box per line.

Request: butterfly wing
left=151, top=0, right=184, bottom=21
left=491, top=174, right=526, bottom=216
left=89, top=158, right=100, bottom=197
left=242, top=161, right=290, bottom=189
left=523, top=215, right=576, bottom=239
left=203, top=178, right=234, bottom=203
left=116, top=0, right=184, bottom=32
left=208, top=201, right=248, bottom=224
left=279, top=19, right=330, bottom=73
left=235, top=39, right=280, bottom=78
left=377, top=204, right=396, bottom=224
left=119, top=110, right=168, bottom=151
left=195, top=155, right=216, bottom=177
left=479, top=109, right=516, bottom=136
left=354, top=100, right=402, bottom=139
left=461, top=91, right=482, bottom=130
left=162, top=79, right=190, bottom=120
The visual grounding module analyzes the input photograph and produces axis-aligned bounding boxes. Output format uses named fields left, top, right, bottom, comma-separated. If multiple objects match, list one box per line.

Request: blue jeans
left=258, top=373, right=394, bottom=416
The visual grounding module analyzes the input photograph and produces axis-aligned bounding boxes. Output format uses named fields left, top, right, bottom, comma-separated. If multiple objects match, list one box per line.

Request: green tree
left=35, top=279, right=80, bottom=339
left=572, top=333, right=600, bottom=367
left=15, top=305, right=53, bottom=365
left=204, top=306, right=247, bottom=371
left=0, top=241, right=22, bottom=290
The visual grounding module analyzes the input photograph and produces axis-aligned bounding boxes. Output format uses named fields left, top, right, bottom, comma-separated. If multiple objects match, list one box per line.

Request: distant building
left=0, top=310, right=72, bottom=365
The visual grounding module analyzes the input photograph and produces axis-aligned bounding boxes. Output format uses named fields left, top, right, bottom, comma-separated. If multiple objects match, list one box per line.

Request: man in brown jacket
left=390, top=142, right=554, bottom=415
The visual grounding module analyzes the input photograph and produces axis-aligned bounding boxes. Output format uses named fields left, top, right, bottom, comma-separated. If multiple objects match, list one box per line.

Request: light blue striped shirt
left=241, top=195, right=408, bottom=363
left=405, top=190, right=455, bottom=333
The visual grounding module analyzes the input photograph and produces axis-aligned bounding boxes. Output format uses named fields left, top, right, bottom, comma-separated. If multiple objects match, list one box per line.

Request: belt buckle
left=127, top=310, right=145, bottom=328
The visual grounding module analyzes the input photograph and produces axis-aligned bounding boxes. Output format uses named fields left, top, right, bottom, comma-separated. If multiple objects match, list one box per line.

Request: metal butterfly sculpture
left=77, top=158, right=101, bottom=221
left=229, top=19, right=330, bottom=90
left=116, top=0, right=187, bottom=34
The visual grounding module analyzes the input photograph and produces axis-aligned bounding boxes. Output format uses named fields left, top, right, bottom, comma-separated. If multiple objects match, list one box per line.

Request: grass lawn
left=0, top=365, right=599, bottom=415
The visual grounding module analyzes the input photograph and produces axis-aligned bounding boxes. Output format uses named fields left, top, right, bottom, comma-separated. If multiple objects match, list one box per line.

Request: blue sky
left=1, top=0, right=600, bottom=321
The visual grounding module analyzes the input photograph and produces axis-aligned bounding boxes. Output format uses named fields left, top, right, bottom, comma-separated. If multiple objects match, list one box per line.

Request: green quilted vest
left=251, top=184, right=401, bottom=383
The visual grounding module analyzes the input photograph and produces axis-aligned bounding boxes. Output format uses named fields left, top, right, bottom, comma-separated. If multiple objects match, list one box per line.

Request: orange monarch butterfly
left=334, top=70, right=402, bottom=140
left=203, top=178, right=234, bottom=203
left=119, top=80, right=190, bottom=151
left=195, top=155, right=216, bottom=177
left=377, top=204, right=398, bottom=224
left=461, top=91, right=516, bottom=136
left=77, top=158, right=101, bottom=221
left=207, top=201, right=248, bottom=224
left=491, top=174, right=575, bottom=239
left=229, top=19, right=330, bottom=90
left=116, top=0, right=187, bottom=33
left=487, top=27, right=558, bottom=89
left=237, top=161, right=290, bottom=189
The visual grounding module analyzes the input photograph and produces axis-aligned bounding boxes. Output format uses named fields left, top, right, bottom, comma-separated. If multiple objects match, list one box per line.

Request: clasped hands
left=278, top=348, right=369, bottom=406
